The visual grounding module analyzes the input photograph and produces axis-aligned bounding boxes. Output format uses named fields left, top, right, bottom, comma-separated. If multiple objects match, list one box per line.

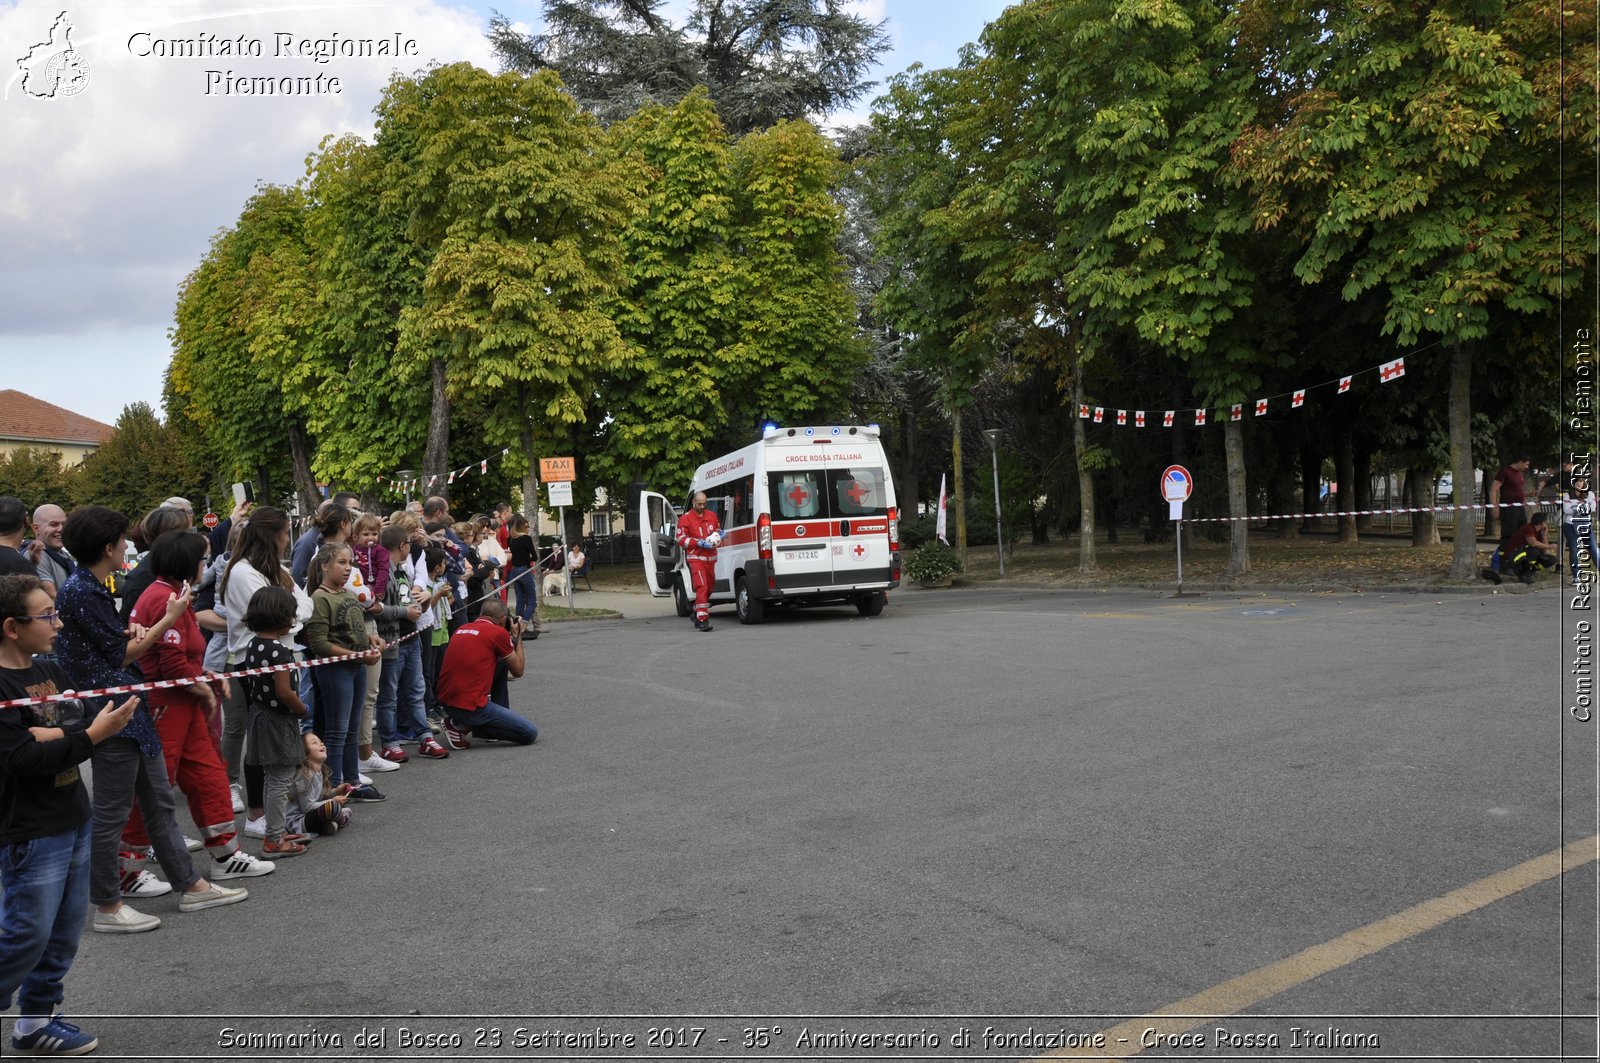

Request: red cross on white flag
left=1194, top=409, right=1207, bottom=426
left=1116, top=410, right=1127, bottom=426
left=1292, top=389, right=1305, bottom=408
left=448, top=470, right=456, bottom=484
left=1093, top=407, right=1104, bottom=423
left=1230, top=404, right=1243, bottom=422
left=1135, top=411, right=1146, bottom=428
left=1255, top=398, right=1269, bottom=416
left=1338, top=375, right=1352, bottom=394
left=1380, top=357, right=1406, bottom=382
left=1163, top=411, right=1175, bottom=427
left=1079, top=404, right=1090, bottom=419
left=480, top=460, right=488, bottom=473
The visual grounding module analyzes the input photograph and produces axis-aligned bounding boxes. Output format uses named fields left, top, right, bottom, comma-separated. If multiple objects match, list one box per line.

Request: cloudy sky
left=0, top=0, right=1006, bottom=428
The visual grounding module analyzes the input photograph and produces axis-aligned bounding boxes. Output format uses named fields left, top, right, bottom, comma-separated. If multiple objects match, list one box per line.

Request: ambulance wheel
left=856, top=591, right=886, bottom=617
left=736, top=574, right=765, bottom=625
left=673, top=579, right=692, bottom=618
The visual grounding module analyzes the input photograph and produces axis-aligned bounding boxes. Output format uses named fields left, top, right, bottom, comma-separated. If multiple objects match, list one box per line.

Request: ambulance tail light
left=758, top=513, right=772, bottom=559
left=887, top=507, right=899, bottom=552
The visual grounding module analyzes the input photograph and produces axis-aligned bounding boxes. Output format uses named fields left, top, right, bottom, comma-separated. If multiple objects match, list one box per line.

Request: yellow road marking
left=1038, top=835, right=1600, bottom=1061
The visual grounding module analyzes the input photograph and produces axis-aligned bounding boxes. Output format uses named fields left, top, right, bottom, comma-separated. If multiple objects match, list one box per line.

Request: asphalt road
left=44, top=584, right=1597, bottom=1061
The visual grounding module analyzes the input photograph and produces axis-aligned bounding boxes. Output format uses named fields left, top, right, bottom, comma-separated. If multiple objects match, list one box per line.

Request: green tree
left=378, top=63, right=634, bottom=528
left=952, top=0, right=1291, bottom=576
left=0, top=447, right=75, bottom=509
left=72, top=404, right=207, bottom=518
left=1229, top=0, right=1595, bottom=577
left=488, top=0, right=891, bottom=135
left=719, top=118, right=865, bottom=448
left=599, top=88, right=741, bottom=492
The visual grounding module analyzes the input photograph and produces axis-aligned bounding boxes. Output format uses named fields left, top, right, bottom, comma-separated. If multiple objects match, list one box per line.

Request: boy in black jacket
left=0, top=574, right=138, bottom=1055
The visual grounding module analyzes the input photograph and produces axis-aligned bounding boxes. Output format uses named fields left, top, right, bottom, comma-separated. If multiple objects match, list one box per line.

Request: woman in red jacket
left=123, top=531, right=274, bottom=885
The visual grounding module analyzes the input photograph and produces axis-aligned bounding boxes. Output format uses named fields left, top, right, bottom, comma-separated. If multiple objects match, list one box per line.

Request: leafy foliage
left=903, top=538, right=963, bottom=581
left=488, top=0, right=891, bottom=135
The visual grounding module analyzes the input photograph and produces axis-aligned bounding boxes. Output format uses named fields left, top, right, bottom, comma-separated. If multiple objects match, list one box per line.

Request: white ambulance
left=637, top=425, right=902, bottom=623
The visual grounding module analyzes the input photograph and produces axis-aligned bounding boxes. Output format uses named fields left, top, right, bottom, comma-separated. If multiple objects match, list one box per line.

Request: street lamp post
left=394, top=469, right=416, bottom=508
left=983, top=429, right=1004, bottom=577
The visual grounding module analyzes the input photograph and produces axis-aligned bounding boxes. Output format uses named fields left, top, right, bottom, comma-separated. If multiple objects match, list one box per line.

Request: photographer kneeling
left=433, top=598, right=539, bottom=749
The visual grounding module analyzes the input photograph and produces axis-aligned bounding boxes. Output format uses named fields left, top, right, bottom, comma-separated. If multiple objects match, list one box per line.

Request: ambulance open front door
left=637, top=490, right=682, bottom=600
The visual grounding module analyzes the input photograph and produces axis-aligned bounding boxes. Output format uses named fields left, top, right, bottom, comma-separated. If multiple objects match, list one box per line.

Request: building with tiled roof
left=0, top=390, right=115, bottom=465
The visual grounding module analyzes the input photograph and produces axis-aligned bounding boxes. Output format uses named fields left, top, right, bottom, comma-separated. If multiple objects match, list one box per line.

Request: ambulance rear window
left=770, top=473, right=823, bottom=519
left=828, top=467, right=888, bottom=517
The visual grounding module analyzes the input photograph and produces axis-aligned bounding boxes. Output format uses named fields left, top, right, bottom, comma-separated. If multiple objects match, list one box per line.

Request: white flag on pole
left=936, top=474, right=949, bottom=545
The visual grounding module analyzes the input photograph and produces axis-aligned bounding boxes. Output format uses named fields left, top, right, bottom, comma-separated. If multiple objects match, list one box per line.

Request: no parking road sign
left=1161, top=465, right=1193, bottom=504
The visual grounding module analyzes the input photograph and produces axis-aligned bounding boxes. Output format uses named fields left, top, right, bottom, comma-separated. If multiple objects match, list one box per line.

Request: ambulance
left=637, top=425, right=901, bottom=623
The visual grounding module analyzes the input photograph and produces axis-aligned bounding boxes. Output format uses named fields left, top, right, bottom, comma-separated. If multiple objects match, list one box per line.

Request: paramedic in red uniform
left=675, top=492, right=721, bottom=632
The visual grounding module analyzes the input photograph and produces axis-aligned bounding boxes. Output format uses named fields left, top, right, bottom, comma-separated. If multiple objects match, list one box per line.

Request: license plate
left=786, top=549, right=822, bottom=561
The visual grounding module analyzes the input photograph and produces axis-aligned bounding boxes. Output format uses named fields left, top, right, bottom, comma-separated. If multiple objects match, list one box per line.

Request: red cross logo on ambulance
left=845, top=480, right=868, bottom=505
left=852, top=544, right=866, bottom=559
left=787, top=483, right=811, bottom=510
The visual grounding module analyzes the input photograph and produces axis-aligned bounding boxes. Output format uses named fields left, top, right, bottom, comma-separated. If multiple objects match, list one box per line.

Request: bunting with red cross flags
left=1065, top=346, right=1430, bottom=433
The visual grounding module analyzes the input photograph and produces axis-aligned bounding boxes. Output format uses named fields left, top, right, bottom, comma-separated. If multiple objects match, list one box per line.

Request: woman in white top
left=219, top=506, right=313, bottom=826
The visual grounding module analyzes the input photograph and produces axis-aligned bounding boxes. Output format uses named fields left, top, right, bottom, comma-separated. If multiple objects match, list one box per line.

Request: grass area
left=536, top=603, right=623, bottom=621
left=954, top=532, right=1493, bottom=589
left=577, top=529, right=1526, bottom=592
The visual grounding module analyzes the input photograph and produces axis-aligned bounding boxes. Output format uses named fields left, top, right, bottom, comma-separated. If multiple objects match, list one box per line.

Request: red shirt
left=1494, top=465, right=1527, bottom=504
left=1505, top=522, right=1549, bottom=553
left=131, top=578, right=207, bottom=712
left=435, top=617, right=514, bottom=712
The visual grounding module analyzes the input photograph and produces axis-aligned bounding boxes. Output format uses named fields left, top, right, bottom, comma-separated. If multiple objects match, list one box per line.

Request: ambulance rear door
left=766, top=468, right=835, bottom=589
left=637, top=490, right=680, bottom=598
left=824, top=460, right=893, bottom=586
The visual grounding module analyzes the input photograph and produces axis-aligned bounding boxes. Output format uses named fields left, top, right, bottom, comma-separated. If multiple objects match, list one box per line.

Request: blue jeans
left=311, top=661, right=365, bottom=786
left=0, top=823, right=90, bottom=1017
left=376, top=639, right=429, bottom=746
left=507, top=565, right=537, bottom=621
left=446, top=701, right=538, bottom=745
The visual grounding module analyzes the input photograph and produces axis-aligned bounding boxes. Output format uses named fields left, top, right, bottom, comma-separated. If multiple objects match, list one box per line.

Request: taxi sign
left=1160, top=465, right=1193, bottom=503
left=539, top=456, right=576, bottom=482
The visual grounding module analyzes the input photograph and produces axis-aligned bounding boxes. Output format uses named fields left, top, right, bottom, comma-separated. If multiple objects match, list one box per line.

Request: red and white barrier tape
left=1179, top=501, right=1554, bottom=525
left=1, top=566, right=550, bottom=710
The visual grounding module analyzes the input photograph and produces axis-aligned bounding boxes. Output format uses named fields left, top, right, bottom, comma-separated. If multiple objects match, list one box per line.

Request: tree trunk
left=1448, top=342, right=1478, bottom=579
left=1270, top=461, right=1298, bottom=543
left=1335, top=421, right=1357, bottom=543
left=1072, top=359, right=1097, bottom=573
left=1481, top=463, right=1498, bottom=541
left=518, top=386, right=541, bottom=542
left=1224, top=418, right=1249, bottom=576
left=951, top=409, right=967, bottom=568
left=285, top=419, right=318, bottom=520
left=1354, top=447, right=1373, bottom=533
left=1409, top=464, right=1440, bottom=546
left=901, top=403, right=919, bottom=517
left=424, top=357, right=451, bottom=490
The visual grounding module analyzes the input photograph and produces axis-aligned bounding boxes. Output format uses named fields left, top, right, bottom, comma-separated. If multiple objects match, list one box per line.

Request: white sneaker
left=93, top=904, right=161, bottom=934
left=211, top=851, right=275, bottom=879
left=184, top=835, right=203, bottom=852
left=359, top=753, right=400, bottom=773
left=119, top=868, right=172, bottom=899
left=229, top=782, right=244, bottom=813
left=358, top=773, right=373, bottom=786
left=242, top=816, right=266, bottom=839
left=178, top=882, right=249, bottom=912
